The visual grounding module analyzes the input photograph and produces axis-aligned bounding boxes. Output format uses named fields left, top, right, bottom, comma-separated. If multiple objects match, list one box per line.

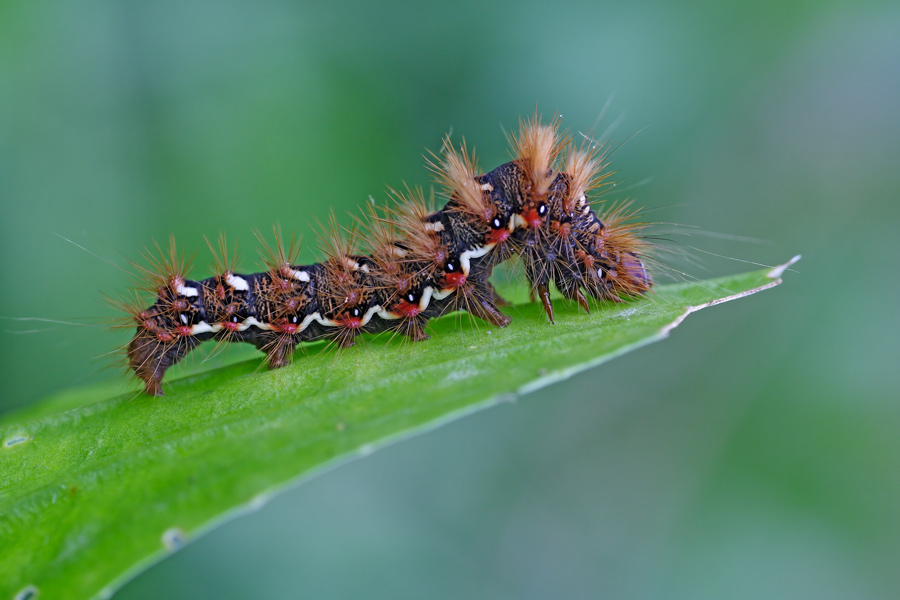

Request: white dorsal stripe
left=176, top=284, right=198, bottom=297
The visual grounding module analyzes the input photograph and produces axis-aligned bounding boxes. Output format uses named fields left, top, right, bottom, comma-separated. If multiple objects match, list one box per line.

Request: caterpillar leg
left=534, top=283, right=555, bottom=324
left=523, top=256, right=557, bottom=324
left=375, top=316, right=431, bottom=343
left=467, top=296, right=512, bottom=328
left=336, top=332, right=357, bottom=348
left=552, top=269, right=592, bottom=314
left=127, top=331, right=199, bottom=396
left=267, top=346, right=292, bottom=368
left=572, top=289, right=590, bottom=313
left=398, top=319, right=430, bottom=342
left=253, top=333, right=300, bottom=369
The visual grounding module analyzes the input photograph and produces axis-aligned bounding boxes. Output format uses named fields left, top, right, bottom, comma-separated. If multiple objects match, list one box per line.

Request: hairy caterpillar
left=121, top=116, right=652, bottom=396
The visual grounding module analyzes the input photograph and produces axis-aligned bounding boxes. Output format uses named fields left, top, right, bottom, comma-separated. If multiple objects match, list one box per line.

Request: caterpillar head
left=579, top=203, right=653, bottom=300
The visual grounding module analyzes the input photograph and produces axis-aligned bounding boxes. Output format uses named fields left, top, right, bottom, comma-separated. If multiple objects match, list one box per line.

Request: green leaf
left=0, top=259, right=797, bottom=600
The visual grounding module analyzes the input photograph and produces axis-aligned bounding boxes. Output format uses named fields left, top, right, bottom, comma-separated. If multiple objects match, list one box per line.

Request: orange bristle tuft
left=386, top=187, right=447, bottom=282
left=511, top=114, right=568, bottom=202
left=563, top=138, right=614, bottom=215
left=205, top=232, right=241, bottom=276
left=254, top=225, right=301, bottom=277
left=132, top=235, right=194, bottom=296
left=430, top=136, right=491, bottom=224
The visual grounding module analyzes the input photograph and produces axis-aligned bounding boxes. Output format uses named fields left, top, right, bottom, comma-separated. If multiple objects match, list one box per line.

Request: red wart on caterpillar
left=121, top=115, right=653, bottom=395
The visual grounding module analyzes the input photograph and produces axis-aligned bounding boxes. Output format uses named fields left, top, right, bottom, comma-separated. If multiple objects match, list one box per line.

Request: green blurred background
left=2, top=0, right=898, bottom=598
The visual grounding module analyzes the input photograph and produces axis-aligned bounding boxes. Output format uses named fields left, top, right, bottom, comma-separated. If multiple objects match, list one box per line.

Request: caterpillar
left=121, top=116, right=653, bottom=396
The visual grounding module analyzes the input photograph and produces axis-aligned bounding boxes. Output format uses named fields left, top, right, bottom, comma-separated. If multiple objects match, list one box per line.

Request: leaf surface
left=0, top=260, right=797, bottom=600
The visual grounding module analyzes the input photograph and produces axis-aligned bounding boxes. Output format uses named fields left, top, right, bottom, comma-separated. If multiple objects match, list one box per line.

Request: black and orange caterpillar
left=122, top=117, right=652, bottom=395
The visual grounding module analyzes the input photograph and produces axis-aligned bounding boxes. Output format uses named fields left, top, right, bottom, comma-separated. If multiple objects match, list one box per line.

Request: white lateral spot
left=162, top=527, right=188, bottom=552
left=179, top=314, right=188, bottom=325
left=226, top=273, right=249, bottom=291
left=14, top=585, right=39, bottom=600
left=425, top=221, right=444, bottom=233
left=343, top=258, right=360, bottom=271
left=480, top=182, right=494, bottom=191
left=176, top=284, right=198, bottom=297
left=391, top=246, right=408, bottom=258
left=289, top=269, right=310, bottom=282
left=3, top=434, right=30, bottom=448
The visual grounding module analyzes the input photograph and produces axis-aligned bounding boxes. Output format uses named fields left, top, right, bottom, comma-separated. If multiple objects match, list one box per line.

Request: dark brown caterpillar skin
left=124, top=118, right=653, bottom=395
